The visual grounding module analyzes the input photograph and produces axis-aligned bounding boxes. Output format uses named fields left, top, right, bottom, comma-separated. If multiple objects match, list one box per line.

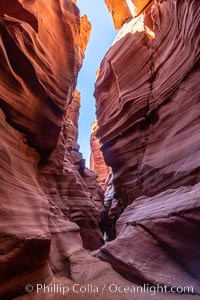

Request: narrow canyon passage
left=0, top=1, right=200, bottom=300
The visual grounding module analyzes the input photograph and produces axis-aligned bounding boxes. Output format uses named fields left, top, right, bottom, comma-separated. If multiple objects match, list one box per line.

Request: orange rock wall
left=90, top=121, right=110, bottom=191
left=95, top=0, right=200, bottom=292
left=0, top=1, right=104, bottom=298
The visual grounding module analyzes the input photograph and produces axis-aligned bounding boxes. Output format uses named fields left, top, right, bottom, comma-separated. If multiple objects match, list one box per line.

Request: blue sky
left=77, top=0, right=116, bottom=166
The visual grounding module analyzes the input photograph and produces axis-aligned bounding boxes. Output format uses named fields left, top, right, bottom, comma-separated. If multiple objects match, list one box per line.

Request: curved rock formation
left=1, top=0, right=200, bottom=299
left=0, top=1, right=104, bottom=299
left=95, top=0, right=200, bottom=294
left=90, top=121, right=110, bottom=191
left=0, top=0, right=83, bottom=151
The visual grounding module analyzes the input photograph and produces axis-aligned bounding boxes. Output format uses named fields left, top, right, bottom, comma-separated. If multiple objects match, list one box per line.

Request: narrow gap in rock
left=0, top=0, right=199, bottom=298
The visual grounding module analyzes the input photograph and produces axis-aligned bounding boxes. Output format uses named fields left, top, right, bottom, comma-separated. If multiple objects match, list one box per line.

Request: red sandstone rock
left=98, top=184, right=200, bottom=293
left=80, top=15, right=91, bottom=54
left=90, top=121, right=110, bottom=191
left=95, top=0, right=200, bottom=292
left=105, top=0, right=153, bottom=29
left=1, top=0, right=200, bottom=298
left=0, top=0, right=90, bottom=151
left=105, top=0, right=131, bottom=29
left=95, top=0, right=200, bottom=215
left=0, top=1, right=104, bottom=299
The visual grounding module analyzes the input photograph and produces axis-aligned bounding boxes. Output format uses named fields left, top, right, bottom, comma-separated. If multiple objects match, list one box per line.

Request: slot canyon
left=0, top=0, right=200, bottom=299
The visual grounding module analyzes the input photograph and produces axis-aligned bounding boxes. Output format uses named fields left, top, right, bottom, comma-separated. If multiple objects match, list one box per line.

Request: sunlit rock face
left=90, top=121, right=110, bottom=191
left=105, top=0, right=152, bottom=29
left=80, top=15, right=91, bottom=53
left=0, top=1, right=105, bottom=299
left=105, top=0, right=131, bottom=29
left=0, top=0, right=83, bottom=151
left=95, top=0, right=200, bottom=292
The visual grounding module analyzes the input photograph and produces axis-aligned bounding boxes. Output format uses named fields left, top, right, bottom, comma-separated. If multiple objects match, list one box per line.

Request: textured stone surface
left=95, top=0, right=200, bottom=216
left=90, top=121, right=110, bottom=191
left=0, top=1, right=104, bottom=299
left=95, top=0, right=200, bottom=293
left=80, top=15, right=91, bottom=53
left=0, top=0, right=86, bottom=151
left=105, top=0, right=131, bottom=29
left=1, top=0, right=200, bottom=298
left=98, top=184, right=200, bottom=293
left=105, top=0, right=154, bottom=29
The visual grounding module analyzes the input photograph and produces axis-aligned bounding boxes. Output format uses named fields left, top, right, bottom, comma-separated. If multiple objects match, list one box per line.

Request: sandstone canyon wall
left=90, top=121, right=110, bottom=191
left=0, top=0, right=200, bottom=299
left=95, top=0, right=200, bottom=295
left=0, top=1, right=105, bottom=298
left=95, top=0, right=200, bottom=293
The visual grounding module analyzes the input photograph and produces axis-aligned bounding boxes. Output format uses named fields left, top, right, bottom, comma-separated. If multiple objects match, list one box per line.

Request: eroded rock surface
left=95, top=0, right=200, bottom=294
left=1, top=0, right=200, bottom=299
left=90, top=121, right=110, bottom=191
left=0, top=1, right=104, bottom=299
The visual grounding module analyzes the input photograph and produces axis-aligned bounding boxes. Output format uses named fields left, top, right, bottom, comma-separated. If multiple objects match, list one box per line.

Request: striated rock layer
left=90, top=121, right=110, bottom=191
left=1, top=0, right=200, bottom=299
left=95, top=0, right=200, bottom=294
left=0, top=1, right=105, bottom=299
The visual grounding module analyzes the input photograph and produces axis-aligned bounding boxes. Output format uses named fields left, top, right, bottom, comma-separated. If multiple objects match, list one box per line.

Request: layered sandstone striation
left=1, top=0, right=200, bottom=299
left=0, top=1, right=105, bottom=299
left=90, top=121, right=110, bottom=191
left=95, top=0, right=200, bottom=294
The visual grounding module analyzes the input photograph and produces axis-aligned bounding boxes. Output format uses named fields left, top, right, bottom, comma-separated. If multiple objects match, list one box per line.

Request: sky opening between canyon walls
left=0, top=0, right=200, bottom=299
left=77, top=0, right=116, bottom=166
